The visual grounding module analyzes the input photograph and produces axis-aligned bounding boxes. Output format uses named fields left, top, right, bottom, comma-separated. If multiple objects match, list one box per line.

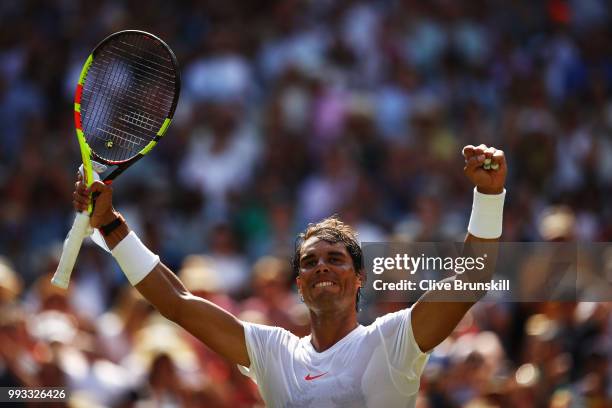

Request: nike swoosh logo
left=304, top=372, right=328, bottom=381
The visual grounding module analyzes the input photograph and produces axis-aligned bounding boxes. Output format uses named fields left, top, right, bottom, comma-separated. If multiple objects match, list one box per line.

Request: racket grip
left=51, top=211, right=91, bottom=289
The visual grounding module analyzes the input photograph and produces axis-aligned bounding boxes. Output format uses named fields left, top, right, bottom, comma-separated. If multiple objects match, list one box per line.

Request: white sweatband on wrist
left=111, top=231, right=160, bottom=285
left=468, top=188, right=506, bottom=239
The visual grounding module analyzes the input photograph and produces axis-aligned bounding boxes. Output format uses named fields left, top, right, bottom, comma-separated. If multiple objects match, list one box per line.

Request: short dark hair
left=292, top=216, right=363, bottom=311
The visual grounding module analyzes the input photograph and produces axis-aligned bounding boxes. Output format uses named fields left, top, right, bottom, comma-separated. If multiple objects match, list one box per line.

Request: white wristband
left=468, top=188, right=506, bottom=239
left=111, top=231, right=160, bottom=285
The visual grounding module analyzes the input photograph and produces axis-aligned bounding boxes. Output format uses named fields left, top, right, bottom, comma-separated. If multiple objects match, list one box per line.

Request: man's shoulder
left=366, top=307, right=413, bottom=333
left=242, top=320, right=303, bottom=346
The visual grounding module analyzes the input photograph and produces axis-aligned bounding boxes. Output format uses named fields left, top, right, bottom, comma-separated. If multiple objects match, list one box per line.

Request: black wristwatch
left=100, top=215, right=123, bottom=236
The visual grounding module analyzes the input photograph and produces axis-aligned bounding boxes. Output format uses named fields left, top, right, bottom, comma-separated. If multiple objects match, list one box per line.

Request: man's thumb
left=89, top=181, right=108, bottom=194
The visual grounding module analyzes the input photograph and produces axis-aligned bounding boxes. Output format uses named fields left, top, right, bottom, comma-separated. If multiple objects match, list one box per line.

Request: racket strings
left=80, top=32, right=178, bottom=162
left=84, top=71, right=174, bottom=114
left=98, top=127, right=146, bottom=149
left=90, top=33, right=171, bottom=151
left=116, top=38, right=173, bottom=66
left=94, top=48, right=176, bottom=93
left=89, top=64, right=175, bottom=99
left=109, top=44, right=176, bottom=80
left=82, top=72, right=172, bottom=122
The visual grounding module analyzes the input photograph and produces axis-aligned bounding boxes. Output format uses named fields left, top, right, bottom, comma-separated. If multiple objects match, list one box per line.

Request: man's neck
left=309, top=308, right=359, bottom=352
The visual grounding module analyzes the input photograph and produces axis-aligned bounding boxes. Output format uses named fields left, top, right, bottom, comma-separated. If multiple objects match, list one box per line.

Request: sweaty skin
left=296, top=237, right=362, bottom=352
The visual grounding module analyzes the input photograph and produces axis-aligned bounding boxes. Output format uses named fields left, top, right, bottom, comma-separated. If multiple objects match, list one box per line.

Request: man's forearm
left=97, top=214, right=186, bottom=313
left=411, top=156, right=506, bottom=352
left=99, top=213, right=250, bottom=366
left=415, top=234, right=499, bottom=303
left=133, top=262, right=189, bottom=319
left=134, top=262, right=250, bottom=366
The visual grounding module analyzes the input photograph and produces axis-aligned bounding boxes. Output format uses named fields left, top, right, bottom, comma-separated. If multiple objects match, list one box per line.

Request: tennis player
left=72, top=144, right=506, bottom=407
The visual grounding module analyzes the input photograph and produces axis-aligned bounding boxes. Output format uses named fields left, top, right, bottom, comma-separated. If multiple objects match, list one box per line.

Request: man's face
left=296, top=237, right=362, bottom=313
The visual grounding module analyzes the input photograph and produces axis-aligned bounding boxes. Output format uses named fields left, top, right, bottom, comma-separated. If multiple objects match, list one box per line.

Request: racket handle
left=51, top=211, right=91, bottom=288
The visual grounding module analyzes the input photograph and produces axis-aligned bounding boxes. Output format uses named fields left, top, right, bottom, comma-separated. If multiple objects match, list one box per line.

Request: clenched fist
left=462, top=144, right=507, bottom=194
left=73, top=173, right=118, bottom=228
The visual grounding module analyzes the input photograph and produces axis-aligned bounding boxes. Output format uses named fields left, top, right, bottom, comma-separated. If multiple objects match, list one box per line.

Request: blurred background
left=1, top=0, right=611, bottom=406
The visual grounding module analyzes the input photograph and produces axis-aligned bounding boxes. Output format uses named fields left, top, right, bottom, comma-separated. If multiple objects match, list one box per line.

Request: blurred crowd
left=1, top=0, right=611, bottom=406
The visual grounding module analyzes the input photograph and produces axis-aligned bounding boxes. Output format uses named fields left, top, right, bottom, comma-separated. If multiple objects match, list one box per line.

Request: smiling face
left=296, top=237, right=363, bottom=314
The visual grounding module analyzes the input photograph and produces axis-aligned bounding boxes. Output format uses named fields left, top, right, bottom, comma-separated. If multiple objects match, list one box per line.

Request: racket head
left=74, top=30, right=181, bottom=186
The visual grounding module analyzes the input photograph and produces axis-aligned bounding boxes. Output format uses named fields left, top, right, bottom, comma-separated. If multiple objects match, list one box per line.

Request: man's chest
left=264, top=342, right=386, bottom=408
left=281, top=361, right=369, bottom=408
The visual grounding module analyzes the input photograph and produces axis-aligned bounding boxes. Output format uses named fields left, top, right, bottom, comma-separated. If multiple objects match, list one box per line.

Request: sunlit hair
left=292, top=216, right=363, bottom=312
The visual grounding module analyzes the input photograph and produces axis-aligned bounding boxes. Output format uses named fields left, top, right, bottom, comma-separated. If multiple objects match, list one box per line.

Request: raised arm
left=411, top=144, right=507, bottom=352
left=73, top=179, right=250, bottom=366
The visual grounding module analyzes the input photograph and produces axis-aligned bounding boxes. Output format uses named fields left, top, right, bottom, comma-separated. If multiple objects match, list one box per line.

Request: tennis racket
left=51, top=30, right=181, bottom=288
